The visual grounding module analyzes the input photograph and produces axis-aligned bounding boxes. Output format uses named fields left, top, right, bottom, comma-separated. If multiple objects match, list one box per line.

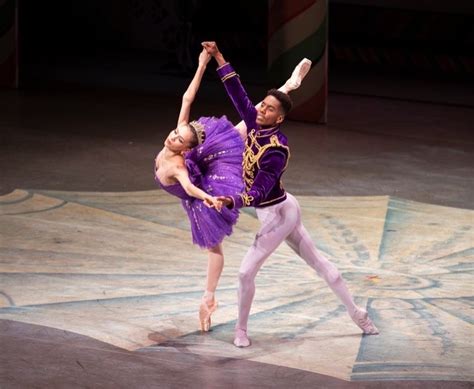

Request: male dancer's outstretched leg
left=234, top=195, right=378, bottom=347
left=283, top=195, right=379, bottom=334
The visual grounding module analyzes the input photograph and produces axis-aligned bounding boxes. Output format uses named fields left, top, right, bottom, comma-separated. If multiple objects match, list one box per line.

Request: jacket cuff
left=216, top=62, right=238, bottom=82
left=227, top=194, right=240, bottom=209
left=232, top=193, right=255, bottom=209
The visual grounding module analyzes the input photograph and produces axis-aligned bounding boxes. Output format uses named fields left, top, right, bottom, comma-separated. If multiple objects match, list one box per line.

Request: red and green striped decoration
left=0, top=0, right=18, bottom=88
left=268, top=0, right=328, bottom=123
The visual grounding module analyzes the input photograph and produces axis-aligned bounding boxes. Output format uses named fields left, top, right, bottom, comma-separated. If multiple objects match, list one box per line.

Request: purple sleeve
left=216, top=63, right=257, bottom=132
left=229, top=150, right=287, bottom=209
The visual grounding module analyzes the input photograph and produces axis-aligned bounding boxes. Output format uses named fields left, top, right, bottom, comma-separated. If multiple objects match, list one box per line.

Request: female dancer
left=154, top=47, right=311, bottom=332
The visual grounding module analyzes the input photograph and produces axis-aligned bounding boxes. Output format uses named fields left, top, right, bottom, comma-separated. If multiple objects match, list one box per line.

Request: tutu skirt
left=158, top=116, right=244, bottom=249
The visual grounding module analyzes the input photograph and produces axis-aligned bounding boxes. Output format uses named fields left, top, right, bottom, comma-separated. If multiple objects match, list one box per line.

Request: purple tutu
left=156, top=116, right=244, bottom=249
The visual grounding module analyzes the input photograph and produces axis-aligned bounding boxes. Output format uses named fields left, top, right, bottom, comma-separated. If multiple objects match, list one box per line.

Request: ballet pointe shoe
left=233, top=328, right=251, bottom=347
left=351, top=308, right=379, bottom=335
left=284, top=58, right=312, bottom=92
left=199, top=298, right=218, bottom=332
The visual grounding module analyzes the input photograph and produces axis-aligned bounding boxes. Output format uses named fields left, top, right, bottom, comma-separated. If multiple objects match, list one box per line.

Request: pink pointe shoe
left=351, top=308, right=379, bottom=335
left=199, top=298, right=218, bottom=332
left=284, top=58, right=312, bottom=92
left=233, top=328, right=251, bottom=347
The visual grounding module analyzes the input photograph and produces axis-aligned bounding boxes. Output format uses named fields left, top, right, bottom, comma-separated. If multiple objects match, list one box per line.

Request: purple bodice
left=154, top=175, right=190, bottom=200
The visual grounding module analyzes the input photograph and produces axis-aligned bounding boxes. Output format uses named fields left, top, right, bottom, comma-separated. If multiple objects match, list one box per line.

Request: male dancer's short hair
left=267, top=89, right=293, bottom=115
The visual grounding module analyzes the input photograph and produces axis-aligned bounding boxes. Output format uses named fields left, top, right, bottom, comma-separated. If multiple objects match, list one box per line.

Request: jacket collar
left=256, top=124, right=280, bottom=137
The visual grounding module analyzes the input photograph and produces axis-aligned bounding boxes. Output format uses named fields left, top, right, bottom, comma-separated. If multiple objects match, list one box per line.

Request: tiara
left=189, top=120, right=206, bottom=145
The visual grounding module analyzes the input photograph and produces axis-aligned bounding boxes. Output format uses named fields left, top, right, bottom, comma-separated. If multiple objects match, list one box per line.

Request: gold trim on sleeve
left=240, top=193, right=254, bottom=206
left=221, top=71, right=238, bottom=82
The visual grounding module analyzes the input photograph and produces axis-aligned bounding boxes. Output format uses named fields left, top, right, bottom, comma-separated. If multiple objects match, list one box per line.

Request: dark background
left=2, top=0, right=473, bottom=207
left=18, top=0, right=474, bottom=90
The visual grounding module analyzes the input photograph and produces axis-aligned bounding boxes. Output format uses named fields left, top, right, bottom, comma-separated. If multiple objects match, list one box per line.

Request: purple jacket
left=217, top=62, right=290, bottom=209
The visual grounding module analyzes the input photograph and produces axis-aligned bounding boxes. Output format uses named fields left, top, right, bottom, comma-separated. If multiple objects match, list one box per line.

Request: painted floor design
left=0, top=189, right=472, bottom=381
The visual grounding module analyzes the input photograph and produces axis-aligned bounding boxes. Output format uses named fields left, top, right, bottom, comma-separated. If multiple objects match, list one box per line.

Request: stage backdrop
left=0, top=0, right=17, bottom=88
left=268, top=0, right=328, bottom=123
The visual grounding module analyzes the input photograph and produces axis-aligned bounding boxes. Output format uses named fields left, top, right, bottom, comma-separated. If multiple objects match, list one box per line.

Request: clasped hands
left=203, top=196, right=233, bottom=211
left=201, top=41, right=219, bottom=56
left=198, top=41, right=219, bottom=66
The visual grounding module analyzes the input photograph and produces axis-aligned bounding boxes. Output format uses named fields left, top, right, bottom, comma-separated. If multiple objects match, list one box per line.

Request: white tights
left=236, top=193, right=358, bottom=330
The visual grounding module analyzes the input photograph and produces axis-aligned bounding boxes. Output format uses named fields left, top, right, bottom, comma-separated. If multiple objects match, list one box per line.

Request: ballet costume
left=154, top=116, right=244, bottom=331
left=154, top=115, right=244, bottom=249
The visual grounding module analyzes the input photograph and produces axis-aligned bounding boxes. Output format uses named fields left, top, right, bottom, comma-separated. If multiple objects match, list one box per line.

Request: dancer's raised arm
left=177, top=48, right=211, bottom=127
left=230, top=58, right=312, bottom=136
left=153, top=46, right=245, bottom=335
left=202, top=42, right=311, bottom=139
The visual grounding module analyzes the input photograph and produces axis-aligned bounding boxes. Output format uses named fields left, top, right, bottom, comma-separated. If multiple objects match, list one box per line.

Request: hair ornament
left=190, top=120, right=206, bottom=145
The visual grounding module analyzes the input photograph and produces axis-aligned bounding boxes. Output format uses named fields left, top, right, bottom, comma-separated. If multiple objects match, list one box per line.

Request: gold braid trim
left=258, top=192, right=287, bottom=206
left=242, top=132, right=290, bottom=191
left=221, top=72, right=238, bottom=82
left=240, top=193, right=254, bottom=206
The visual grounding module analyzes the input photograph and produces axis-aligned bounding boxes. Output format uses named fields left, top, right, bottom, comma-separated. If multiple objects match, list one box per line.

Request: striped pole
left=0, top=0, right=18, bottom=88
left=268, top=0, right=328, bottom=123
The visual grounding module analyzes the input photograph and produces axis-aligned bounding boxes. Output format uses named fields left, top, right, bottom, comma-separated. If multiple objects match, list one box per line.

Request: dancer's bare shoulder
left=156, top=151, right=187, bottom=185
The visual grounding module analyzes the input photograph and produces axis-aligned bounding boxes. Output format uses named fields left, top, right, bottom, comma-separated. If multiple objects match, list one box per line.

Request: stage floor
left=0, top=83, right=473, bottom=387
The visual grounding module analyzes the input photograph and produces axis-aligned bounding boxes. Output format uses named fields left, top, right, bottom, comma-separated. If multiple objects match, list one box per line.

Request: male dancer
left=202, top=41, right=379, bottom=347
